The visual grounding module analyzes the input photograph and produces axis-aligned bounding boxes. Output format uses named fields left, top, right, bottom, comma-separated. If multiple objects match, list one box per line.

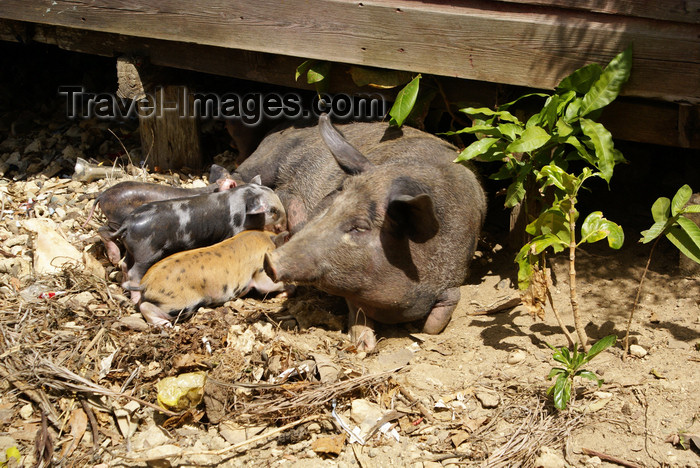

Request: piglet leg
left=347, top=302, right=377, bottom=352
left=422, top=287, right=460, bottom=334
left=139, top=302, right=174, bottom=327
left=98, top=227, right=122, bottom=266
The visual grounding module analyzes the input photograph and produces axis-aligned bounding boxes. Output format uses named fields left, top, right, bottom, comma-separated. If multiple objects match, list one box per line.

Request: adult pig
left=86, top=164, right=239, bottom=265
left=137, top=230, right=287, bottom=326
left=114, top=176, right=286, bottom=301
left=261, top=114, right=486, bottom=351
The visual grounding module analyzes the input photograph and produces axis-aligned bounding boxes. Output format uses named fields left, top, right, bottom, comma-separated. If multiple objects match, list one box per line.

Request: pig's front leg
left=422, top=287, right=460, bottom=334
left=347, top=301, right=377, bottom=352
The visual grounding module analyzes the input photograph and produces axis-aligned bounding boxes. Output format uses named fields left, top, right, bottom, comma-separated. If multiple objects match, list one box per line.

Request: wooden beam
left=0, top=0, right=697, bottom=104
left=486, top=0, right=700, bottom=24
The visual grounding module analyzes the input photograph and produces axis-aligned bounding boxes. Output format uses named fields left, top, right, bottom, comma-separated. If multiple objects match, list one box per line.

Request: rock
left=629, top=344, right=647, bottom=358
left=23, top=218, right=82, bottom=274
left=507, top=349, right=526, bottom=365
left=131, top=424, right=172, bottom=451
left=140, top=444, right=182, bottom=461
left=19, top=403, right=33, bottom=420
left=475, top=391, right=500, bottom=408
left=533, top=446, right=566, bottom=468
left=350, top=399, right=383, bottom=426
left=112, top=314, right=149, bottom=332
left=585, top=455, right=602, bottom=467
left=24, top=138, right=42, bottom=154
left=423, top=462, right=442, bottom=468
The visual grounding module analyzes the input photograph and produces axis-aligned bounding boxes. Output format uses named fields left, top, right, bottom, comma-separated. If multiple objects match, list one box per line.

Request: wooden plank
left=0, top=0, right=697, bottom=104
left=484, top=0, right=700, bottom=24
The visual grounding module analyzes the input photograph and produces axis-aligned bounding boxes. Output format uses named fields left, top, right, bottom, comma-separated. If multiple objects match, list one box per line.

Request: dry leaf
left=521, top=267, right=549, bottom=320
left=311, top=433, right=346, bottom=456
left=59, top=408, right=88, bottom=459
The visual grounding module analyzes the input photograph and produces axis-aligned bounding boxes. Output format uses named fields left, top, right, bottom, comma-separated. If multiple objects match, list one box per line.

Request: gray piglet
left=137, top=230, right=286, bottom=326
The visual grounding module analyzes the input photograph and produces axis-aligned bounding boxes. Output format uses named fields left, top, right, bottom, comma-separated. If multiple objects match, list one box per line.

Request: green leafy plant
left=449, top=46, right=632, bottom=350
left=296, top=60, right=332, bottom=94
left=547, top=334, right=616, bottom=410
left=624, top=184, right=700, bottom=354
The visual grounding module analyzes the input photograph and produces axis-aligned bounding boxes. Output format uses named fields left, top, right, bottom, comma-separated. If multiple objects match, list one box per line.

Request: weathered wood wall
left=0, top=0, right=697, bottom=103
left=0, top=1, right=698, bottom=148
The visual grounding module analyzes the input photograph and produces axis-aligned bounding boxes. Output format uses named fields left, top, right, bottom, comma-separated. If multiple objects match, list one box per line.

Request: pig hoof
left=350, top=324, right=377, bottom=352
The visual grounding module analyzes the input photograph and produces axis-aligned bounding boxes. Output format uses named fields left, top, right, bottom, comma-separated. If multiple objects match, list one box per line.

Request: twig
left=392, top=378, right=436, bottom=424
left=470, top=296, right=521, bottom=316
left=117, top=414, right=319, bottom=462
left=0, top=363, right=61, bottom=428
left=581, top=448, right=643, bottom=468
left=80, top=398, right=101, bottom=450
left=624, top=236, right=660, bottom=357
left=546, top=277, right=575, bottom=349
left=633, top=388, right=662, bottom=466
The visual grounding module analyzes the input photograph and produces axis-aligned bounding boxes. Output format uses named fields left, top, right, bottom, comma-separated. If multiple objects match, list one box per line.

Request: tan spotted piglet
left=137, top=230, right=287, bottom=326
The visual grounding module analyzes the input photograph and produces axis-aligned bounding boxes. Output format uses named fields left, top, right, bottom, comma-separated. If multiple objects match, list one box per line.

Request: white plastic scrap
left=331, top=400, right=365, bottom=445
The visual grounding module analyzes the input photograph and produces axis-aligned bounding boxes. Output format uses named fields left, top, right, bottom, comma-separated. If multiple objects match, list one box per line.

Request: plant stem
left=624, top=236, right=660, bottom=357
left=568, top=202, right=588, bottom=351
left=543, top=254, right=576, bottom=348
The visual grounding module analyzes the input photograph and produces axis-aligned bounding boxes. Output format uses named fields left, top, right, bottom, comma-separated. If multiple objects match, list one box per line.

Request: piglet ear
left=385, top=177, right=439, bottom=242
left=216, top=177, right=237, bottom=191
left=250, top=174, right=262, bottom=185
left=270, top=231, right=289, bottom=247
left=246, top=194, right=268, bottom=215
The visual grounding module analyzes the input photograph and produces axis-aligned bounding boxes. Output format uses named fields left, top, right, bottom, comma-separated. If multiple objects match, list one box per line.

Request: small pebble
left=475, top=391, right=499, bottom=408
left=19, top=403, right=33, bottom=420
left=507, top=349, right=526, bottom=365
left=629, top=344, right=647, bottom=358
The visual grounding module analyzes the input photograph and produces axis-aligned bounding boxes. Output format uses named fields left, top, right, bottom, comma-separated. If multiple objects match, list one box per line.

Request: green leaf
left=651, top=197, right=671, bottom=223
left=505, top=164, right=532, bottom=208
left=579, top=212, right=624, bottom=249
left=564, top=135, right=595, bottom=166
left=307, top=61, right=331, bottom=84
left=537, top=163, right=578, bottom=194
left=295, top=60, right=314, bottom=81
left=580, top=118, right=616, bottom=182
left=564, top=99, right=582, bottom=122
left=527, top=208, right=569, bottom=237
left=531, top=234, right=568, bottom=255
left=556, top=119, right=574, bottom=138
left=557, top=63, right=604, bottom=94
left=389, top=75, right=421, bottom=127
left=548, top=367, right=567, bottom=379
left=498, top=123, right=522, bottom=141
left=506, top=125, right=551, bottom=153
left=553, top=374, right=572, bottom=410
left=576, top=370, right=604, bottom=386
left=585, top=334, right=617, bottom=361
left=349, top=66, right=413, bottom=88
left=455, top=137, right=500, bottom=162
left=498, top=92, right=550, bottom=111
left=460, top=107, right=519, bottom=123
left=580, top=46, right=633, bottom=116
left=683, top=204, right=700, bottom=213
left=442, top=124, right=500, bottom=136
left=515, top=243, right=535, bottom=290
left=667, top=217, right=700, bottom=264
left=640, top=220, right=668, bottom=244
left=671, top=184, right=693, bottom=216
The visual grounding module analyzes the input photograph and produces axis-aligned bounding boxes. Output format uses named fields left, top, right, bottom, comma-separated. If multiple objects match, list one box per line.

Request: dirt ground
left=0, top=43, right=699, bottom=468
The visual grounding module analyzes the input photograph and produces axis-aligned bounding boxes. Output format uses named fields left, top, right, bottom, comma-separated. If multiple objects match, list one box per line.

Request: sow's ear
left=318, top=113, right=373, bottom=175
left=385, top=177, right=439, bottom=242
left=249, top=174, right=262, bottom=185
left=270, top=231, right=289, bottom=247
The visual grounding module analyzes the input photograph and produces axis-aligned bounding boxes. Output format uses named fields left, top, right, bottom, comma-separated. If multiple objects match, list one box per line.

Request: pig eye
left=347, top=220, right=370, bottom=233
